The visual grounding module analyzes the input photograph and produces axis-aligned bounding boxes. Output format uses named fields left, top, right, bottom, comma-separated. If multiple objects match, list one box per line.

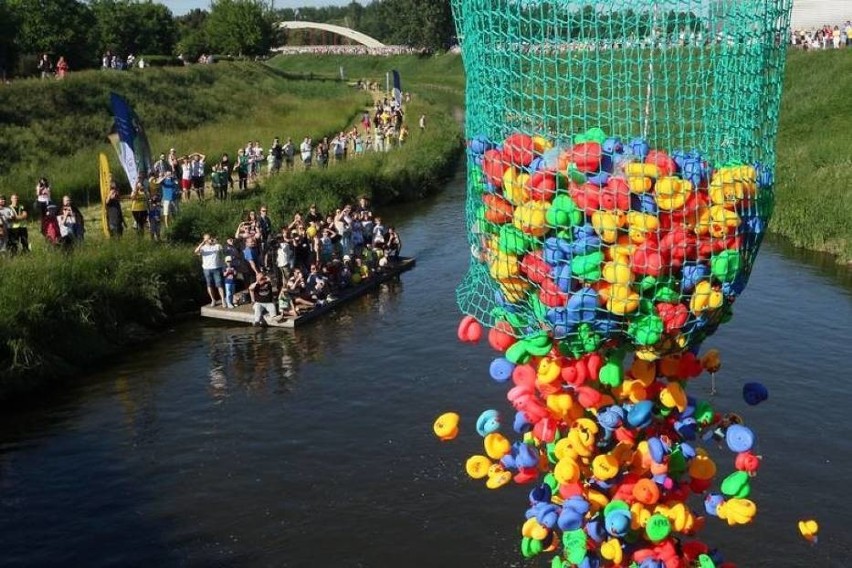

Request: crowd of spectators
left=790, top=21, right=852, bottom=50
left=145, top=95, right=412, bottom=225
left=195, top=196, right=403, bottom=325
left=274, top=45, right=427, bottom=56
left=0, top=178, right=87, bottom=252
left=101, top=51, right=147, bottom=71
left=0, top=91, right=416, bottom=258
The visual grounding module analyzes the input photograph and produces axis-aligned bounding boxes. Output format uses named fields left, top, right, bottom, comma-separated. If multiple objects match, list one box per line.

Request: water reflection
left=199, top=279, right=406, bottom=401
left=113, top=375, right=160, bottom=446
left=764, top=234, right=852, bottom=289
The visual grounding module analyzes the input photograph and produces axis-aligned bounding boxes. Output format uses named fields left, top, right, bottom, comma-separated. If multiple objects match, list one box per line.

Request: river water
left=1, top=169, right=850, bottom=567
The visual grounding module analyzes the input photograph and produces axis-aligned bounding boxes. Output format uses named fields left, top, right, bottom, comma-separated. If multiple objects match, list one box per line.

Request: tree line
left=0, top=0, right=455, bottom=78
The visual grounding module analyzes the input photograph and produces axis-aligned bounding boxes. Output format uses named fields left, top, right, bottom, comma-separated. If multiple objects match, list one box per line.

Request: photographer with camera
left=35, top=177, right=51, bottom=218
left=195, top=233, right=226, bottom=308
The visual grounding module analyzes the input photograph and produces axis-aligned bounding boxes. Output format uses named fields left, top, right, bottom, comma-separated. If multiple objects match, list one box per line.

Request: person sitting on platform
left=275, top=286, right=298, bottom=321
left=285, top=268, right=316, bottom=312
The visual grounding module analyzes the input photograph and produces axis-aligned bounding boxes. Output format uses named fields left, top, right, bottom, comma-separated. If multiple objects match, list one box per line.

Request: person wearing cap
left=249, top=270, right=277, bottom=326
left=354, top=195, right=371, bottom=215
left=223, top=256, right=237, bottom=309
left=153, top=153, right=171, bottom=177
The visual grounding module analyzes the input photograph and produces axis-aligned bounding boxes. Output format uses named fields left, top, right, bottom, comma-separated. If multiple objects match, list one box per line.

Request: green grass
left=0, top=63, right=369, bottom=206
left=0, top=239, right=204, bottom=396
left=774, top=50, right=852, bottom=261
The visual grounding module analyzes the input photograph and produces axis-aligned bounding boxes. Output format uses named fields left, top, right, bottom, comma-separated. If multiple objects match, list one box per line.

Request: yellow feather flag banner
left=99, top=153, right=111, bottom=237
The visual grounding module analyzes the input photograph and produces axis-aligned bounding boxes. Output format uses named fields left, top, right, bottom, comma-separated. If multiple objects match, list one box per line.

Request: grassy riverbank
left=166, top=54, right=465, bottom=243
left=0, top=63, right=368, bottom=206
left=0, top=56, right=465, bottom=397
left=0, top=240, right=204, bottom=394
left=775, top=50, right=852, bottom=261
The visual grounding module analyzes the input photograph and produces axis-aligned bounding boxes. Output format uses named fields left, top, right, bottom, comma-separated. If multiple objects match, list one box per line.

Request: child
left=276, top=286, right=298, bottom=321
left=223, top=256, right=237, bottom=308
left=149, top=196, right=162, bottom=241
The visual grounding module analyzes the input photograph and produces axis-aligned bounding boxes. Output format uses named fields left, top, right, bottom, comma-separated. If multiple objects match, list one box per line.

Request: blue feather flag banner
left=108, top=93, right=152, bottom=188
left=392, top=70, right=402, bottom=107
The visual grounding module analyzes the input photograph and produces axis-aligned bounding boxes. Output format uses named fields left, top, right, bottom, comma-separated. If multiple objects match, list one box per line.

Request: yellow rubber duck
left=717, top=498, right=757, bottom=526
left=433, top=412, right=460, bottom=441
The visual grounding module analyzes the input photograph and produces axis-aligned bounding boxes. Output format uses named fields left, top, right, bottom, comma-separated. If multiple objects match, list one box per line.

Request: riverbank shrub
left=0, top=240, right=204, bottom=397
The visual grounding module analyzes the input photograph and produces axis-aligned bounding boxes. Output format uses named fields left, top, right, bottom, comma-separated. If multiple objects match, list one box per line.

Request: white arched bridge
left=276, top=21, right=387, bottom=49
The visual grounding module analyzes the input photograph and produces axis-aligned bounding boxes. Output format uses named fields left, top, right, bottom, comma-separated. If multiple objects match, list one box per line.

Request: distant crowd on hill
left=273, top=45, right=428, bottom=56
left=791, top=21, right=852, bottom=50
left=0, top=93, right=423, bottom=256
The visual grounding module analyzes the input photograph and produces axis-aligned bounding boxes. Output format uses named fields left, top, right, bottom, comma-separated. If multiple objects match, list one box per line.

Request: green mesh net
left=453, top=0, right=793, bottom=357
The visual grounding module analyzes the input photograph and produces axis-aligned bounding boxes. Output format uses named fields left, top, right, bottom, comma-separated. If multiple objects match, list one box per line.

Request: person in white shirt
left=195, top=233, right=226, bottom=307
left=300, top=137, right=313, bottom=169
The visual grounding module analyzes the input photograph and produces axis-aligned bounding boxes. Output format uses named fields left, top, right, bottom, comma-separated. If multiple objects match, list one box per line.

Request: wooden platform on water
left=200, top=257, right=416, bottom=329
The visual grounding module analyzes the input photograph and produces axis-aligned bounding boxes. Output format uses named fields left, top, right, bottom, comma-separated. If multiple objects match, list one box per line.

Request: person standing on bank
left=130, top=176, right=149, bottom=235
left=0, top=195, right=14, bottom=253
left=38, top=54, right=53, bottom=79
left=189, top=152, right=206, bottom=200
left=249, top=270, right=277, bottom=326
left=235, top=148, right=250, bottom=191
left=283, top=137, right=295, bottom=172
left=105, top=187, right=126, bottom=237
left=35, top=177, right=51, bottom=217
left=195, top=233, right=226, bottom=308
left=8, top=193, right=29, bottom=254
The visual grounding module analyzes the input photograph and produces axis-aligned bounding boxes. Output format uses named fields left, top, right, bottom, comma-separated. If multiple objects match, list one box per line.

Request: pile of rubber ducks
left=442, top=321, right=769, bottom=567
left=468, top=128, right=773, bottom=359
